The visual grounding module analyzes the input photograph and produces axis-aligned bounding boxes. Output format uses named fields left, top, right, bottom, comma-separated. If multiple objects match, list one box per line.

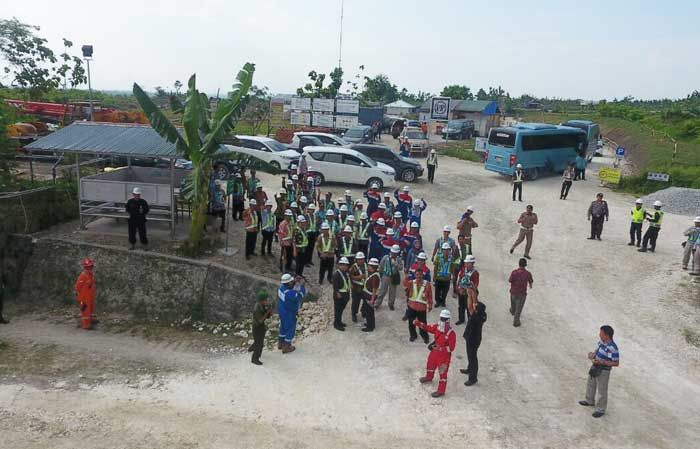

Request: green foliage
left=0, top=102, right=18, bottom=189
left=296, top=67, right=344, bottom=98
left=440, top=85, right=473, bottom=100
left=439, top=140, right=483, bottom=163
left=360, top=74, right=398, bottom=104
left=0, top=180, right=78, bottom=234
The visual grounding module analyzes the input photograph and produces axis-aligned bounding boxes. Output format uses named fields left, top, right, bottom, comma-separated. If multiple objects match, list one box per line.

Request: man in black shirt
left=125, top=187, right=150, bottom=250
left=461, top=301, right=487, bottom=386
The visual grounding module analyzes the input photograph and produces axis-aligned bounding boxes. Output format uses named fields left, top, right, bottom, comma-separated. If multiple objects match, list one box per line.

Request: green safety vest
left=320, top=234, right=333, bottom=253
left=342, top=237, right=354, bottom=256
left=336, top=270, right=350, bottom=293
left=650, top=210, right=664, bottom=228
left=307, top=213, right=316, bottom=230
left=631, top=207, right=646, bottom=224
left=295, top=226, right=308, bottom=248
left=410, top=281, right=428, bottom=305
left=358, top=223, right=371, bottom=240
left=263, top=212, right=275, bottom=230
left=434, top=253, right=453, bottom=278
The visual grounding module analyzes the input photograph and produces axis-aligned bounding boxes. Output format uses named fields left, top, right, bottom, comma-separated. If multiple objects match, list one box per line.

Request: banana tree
left=133, top=63, right=270, bottom=253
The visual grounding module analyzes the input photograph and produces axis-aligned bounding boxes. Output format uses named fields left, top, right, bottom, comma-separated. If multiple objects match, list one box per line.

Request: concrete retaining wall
left=5, top=235, right=277, bottom=323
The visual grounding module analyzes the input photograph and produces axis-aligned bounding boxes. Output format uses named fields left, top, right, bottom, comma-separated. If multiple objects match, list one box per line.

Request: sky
left=2, top=0, right=699, bottom=100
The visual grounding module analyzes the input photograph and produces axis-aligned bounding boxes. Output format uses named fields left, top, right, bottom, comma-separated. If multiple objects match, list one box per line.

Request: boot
left=431, top=391, right=444, bottom=398
left=464, top=379, right=477, bottom=386
left=627, top=242, right=635, bottom=246
left=251, top=358, right=263, bottom=366
left=282, top=344, right=296, bottom=354
left=277, top=339, right=284, bottom=350
left=638, top=247, right=647, bottom=253
left=419, top=376, right=432, bottom=384
left=352, top=314, right=358, bottom=323
left=0, top=317, right=9, bottom=324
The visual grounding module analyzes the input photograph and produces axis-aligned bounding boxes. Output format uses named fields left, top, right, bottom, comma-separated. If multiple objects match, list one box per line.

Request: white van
left=303, top=146, right=396, bottom=189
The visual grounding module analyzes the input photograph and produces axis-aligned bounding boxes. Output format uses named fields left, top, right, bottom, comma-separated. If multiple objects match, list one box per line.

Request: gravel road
left=2, top=156, right=699, bottom=449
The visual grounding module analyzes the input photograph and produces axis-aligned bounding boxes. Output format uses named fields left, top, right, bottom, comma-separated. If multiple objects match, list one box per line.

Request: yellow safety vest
left=320, top=235, right=333, bottom=253
left=263, top=212, right=275, bottom=230
left=650, top=210, right=664, bottom=228
left=631, top=207, right=645, bottom=224
left=295, top=226, right=308, bottom=248
left=336, top=270, right=350, bottom=293
left=514, top=170, right=523, bottom=182
left=410, top=281, right=428, bottom=305
left=358, top=223, right=371, bottom=240
left=342, top=237, right=354, bottom=256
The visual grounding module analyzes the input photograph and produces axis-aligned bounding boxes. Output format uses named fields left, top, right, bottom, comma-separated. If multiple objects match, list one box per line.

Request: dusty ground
left=2, top=151, right=700, bottom=449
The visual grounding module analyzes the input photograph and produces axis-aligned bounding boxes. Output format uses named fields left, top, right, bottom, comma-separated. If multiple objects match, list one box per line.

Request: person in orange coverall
left=417, top=309, right=457, bottom=397
left=74, top=258, right=96, bottom=330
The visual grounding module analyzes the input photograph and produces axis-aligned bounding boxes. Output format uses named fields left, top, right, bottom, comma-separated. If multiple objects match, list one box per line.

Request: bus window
left=488, top=130, right=516, bottom=148
left=521, top=133, right=583, bottom=151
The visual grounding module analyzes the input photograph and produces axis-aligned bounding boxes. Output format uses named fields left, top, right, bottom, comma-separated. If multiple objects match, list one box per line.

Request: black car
left=442, top=119, right=475, bottom=140
left=350, top=144, right=423, bottom=182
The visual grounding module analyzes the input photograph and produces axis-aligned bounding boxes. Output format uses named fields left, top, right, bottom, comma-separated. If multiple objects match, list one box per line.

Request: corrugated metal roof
left=24, top=122, right=182, bottom=158
left=384, top=100, right=415, bottom=109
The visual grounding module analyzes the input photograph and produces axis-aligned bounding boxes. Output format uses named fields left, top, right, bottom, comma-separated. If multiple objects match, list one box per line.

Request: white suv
left=303, top=146, right=395, bottom=189
left=293, top=132, right=350, bottom=147
left=226, top=135, right=300, bottom=170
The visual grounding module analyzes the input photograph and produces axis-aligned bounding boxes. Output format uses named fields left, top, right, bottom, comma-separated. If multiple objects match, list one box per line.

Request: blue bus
left=484, top=123, right=586, bottom=180
left=560, top=119, right=600, bottom=161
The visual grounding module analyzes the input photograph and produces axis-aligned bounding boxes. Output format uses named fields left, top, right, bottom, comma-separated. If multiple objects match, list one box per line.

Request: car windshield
left=447, top=120, right=463, bottom=127
left=406, top=131, right=425, bottom=139
left=334, top=135, right=351, bottom=145
left=344, top=128, right=366, bottom=138
left=267, top=140, right=290, bottom=152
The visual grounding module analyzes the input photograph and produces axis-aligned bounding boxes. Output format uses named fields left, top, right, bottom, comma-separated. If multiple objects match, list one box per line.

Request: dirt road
left=2, top=156, right=699, bottom=449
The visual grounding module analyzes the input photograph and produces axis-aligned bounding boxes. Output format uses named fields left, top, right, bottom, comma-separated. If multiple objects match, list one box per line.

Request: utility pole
left=81, top=45, right=94, bottom=121
left=338, top=0, right=344, bottom=71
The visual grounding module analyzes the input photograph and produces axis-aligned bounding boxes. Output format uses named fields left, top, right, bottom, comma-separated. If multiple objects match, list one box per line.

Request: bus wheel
left=526, top=167, right=539, bottom=180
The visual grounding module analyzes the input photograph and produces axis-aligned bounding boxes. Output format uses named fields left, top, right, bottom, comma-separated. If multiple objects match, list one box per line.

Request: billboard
left=430, top=97, right=451, bottom=120
left=313, top=113, right=334, bottom=128
left=313, top=98, right=334, bottom=112
left=335, top=115, right=358, bottom=129
left=290, top=111, right=311, bottom=126
left=336, top=99, right=359, bottom=114
left=291, top=97, right=311, bottom=111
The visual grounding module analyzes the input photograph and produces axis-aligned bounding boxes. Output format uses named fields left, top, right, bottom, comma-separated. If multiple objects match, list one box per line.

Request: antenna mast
left=338, top=0, right=344, bottom=70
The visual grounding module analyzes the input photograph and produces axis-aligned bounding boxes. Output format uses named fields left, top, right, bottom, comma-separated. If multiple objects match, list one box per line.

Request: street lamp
left=81, top=45, right=94, bottom=121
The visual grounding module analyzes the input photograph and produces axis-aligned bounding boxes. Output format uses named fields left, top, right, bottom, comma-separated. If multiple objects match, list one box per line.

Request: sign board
left=646, top=172, right=670, bottom=182
left=336, top=99, right=359, bottom=114
left=430, top=97, right=451, bottom=120
left=616, top=146, right=626, bottom=157
left=269, top=103, right=287, bottom=127
left=474, top=137, right=488, bottom=152
left=598, top=167, right=622, bottom=184
left=312, top=112, right=334, bottom=128
left=312, top=98, right=334, bottom=112
left=291, top=97, right=311, bottom=111
left=290, top=111, right=311, bottom=126
left=335, top=115, right=358, bottom=129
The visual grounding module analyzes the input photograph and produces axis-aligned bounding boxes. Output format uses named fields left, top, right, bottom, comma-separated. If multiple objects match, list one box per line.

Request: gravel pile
left=641, top=187, right=700, bottom=217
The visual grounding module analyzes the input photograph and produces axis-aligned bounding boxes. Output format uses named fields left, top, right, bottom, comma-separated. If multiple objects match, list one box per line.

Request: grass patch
left=437, top=139, right=484, bottom=163
left=681, top=328, right=700, bottom=348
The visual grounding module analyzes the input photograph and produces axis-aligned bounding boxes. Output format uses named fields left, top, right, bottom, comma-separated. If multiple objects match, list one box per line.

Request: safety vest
left=247, top=210, right=258, bottom=230
left=263, top=211, right=275, bottom=230
left=410, top=281, right=428, bottom=305
left=382, top=257, right=396, bottom=276
left=631, top=207, right=646, bottom=224
left=363, top=272, right=381, bottom=295
left=339, top=216, right=347, bottom=229
left=650, top=210, right=664, bottom=228
left=341, top=237, right=354, bottom=256
left=307, top=213, right=316, bottom=231
left=336, top=270, right=350, bottom=293
left=328, top=220, right=339, bottom=235
left=435, top=254, right=453, bottom=278
left=513, top=170, right=523, bottom=182
left=459, top=269, right=478, bottom=290
left=358, top=223, right=371, bottom=240
left=320, top=234, right=333, bottom=253
left=351, top=263, right=367, bottom=285
left=294, top=226, right=308, bottom=248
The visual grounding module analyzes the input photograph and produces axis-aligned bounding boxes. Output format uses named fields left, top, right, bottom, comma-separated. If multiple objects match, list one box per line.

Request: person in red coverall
left=74, top=258, right=96, bottom=330
left=417, top=309, right=457, bottom=397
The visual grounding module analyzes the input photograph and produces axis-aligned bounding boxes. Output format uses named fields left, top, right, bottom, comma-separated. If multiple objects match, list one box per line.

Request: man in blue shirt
left=579, top=325, right=620, bottom=417
left=277, top=273, right=306, bottom=354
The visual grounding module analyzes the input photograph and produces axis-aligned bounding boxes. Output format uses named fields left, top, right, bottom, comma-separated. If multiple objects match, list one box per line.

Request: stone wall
left=4, top=235, right=277, bottom=323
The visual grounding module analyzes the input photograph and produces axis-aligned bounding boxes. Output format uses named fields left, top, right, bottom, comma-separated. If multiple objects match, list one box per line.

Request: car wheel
left=401, top=169, right=416, bottom=183
left=366, top=177, right=383, bottom=189
left=526, top=167, right=539, bottom=181
left=312, top=172, right=325, bottom=187
left=270, top=160, right=281, bottom=171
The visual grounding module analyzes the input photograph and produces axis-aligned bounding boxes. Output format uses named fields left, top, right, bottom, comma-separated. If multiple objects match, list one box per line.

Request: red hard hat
left=81, top=258, right=95, bottom=268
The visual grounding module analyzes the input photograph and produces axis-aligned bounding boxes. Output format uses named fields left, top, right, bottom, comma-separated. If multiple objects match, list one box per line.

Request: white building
left=384, top=100, right=415, bottom=117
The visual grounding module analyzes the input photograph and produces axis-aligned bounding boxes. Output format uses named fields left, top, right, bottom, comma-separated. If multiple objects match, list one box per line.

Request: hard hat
left=290, top=201, right=298, bottom=208
left=340, top=205, right=348, bottom=212
left=360, top=212, right=368, bottom=219
left=281, top=273, right=294, bottom=283
left=378, top=203, right=386, bottom=209
left=279, top=188, right=287, bottom=194
left=256, top=183, right=263, bottom=189
left=410, top=221, right=419, bottom=228
left=391, top=244, right=401, bottom=253
left=300, top=196, right=308, bottom=203
left=356, top=251, right=365, bottom=259
left=694, top=216, right=700, bottom=223
left=516, top=163, right=523, bottom=168
left=413, top=199, right=421, bottom=206
left=635, top=198, right=643, bottom=204
left=308, top=203, right=316, bottom=210
left=439, top=309, right=451, bottom=319
left=417, top=252, right=427, bottom=260
left=464, top=255, right=476, bottom=263
left=214, top=179, right=222, bottom=186
left=441, top=242, right=451, bottom=250
left=393, top=211, right=402, bottom=218
left=467, top=205, right=474, bottom=212
left=249, top=199, right=257, bottom=206
left=291, top=175, right=298, bottom=181
left=132, top=187, right=142, bottom=195
left=371, top=183, right=379, bottom=189
left=326, top=209, right=335, bottom=216
left=338, top=198, right=346, bottom=204
left=284, top=209, right=293, bottom=216
left=257, top=290, right=269, bottom=300
left=339, top=257, right=350, bottom=265
left=355, top=199, right=363, bottom=205
left=343, top=225, right=353, bottom=233
left=443, top=225, right=452, bottom=232
left=81, top=257, right=95, bottom=268
left=376, top=218, right=386, bottom=226
left=235, top=172, right=242, bottom=178
left=265, top=199, right=273, bottom=206
left=403, top=186, right=410, bottom=192
left=321, top=222, right=330, bottom=230
left=297, top=215, right=306, bottom=223
left=653, top=200, right=662, bottom=207
left=345, top=189, right=351, bottom=195
left=386, top=228, right=395, bottom=235
left=347, top=215, right=356, bottom=221
left=431, top=149, right=436, bottom=154
left=291, top=164, right=298, bottom=169
left=383, top=192, right=390, bottom=197
left=368, top=258, right=380, bottom=266
left=307, top=176, right=314, bottom=181
left=286, top=179, right=293, bottom=185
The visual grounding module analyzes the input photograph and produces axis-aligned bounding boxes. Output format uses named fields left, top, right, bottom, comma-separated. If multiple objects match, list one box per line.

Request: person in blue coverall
left=277, top=273, right=306, bottom=354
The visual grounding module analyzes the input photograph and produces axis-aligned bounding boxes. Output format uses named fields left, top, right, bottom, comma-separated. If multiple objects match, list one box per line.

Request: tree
left=360, top=74, right=398, bottom=104
left=134, top=63, right=267, bottom=254
left=475, top=88, right=488, bottom=101
left=399, top=88, right=432, bottom=106
left=296, top=67, right=343, bottom=98
left=0, top=101, right=18, bottom=190
left=0, top=18, right=86, bottom=99
left=240, top=84, right=270, bottom=135
left=440, top=85, right=473, bottom=100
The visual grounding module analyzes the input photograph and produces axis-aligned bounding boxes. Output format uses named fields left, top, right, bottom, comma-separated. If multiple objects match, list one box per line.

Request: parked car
left=350, top=144, right=423, bottom=183
left=404, top=129, right=430, bottom=157
left=227, top=135, right=300, bottom=171
left=442, top=119, right=475, bottom=140
left=303, top=146, right=395, bottom=189
left=342, top=125, right=373, bottom=144
left=405, top=120, right=421, bottom=128
left=292, top=132, right=350, bottom=147
left=390, top=119, right=406, bottom=139
left=287, top=134, right=325, bottom=153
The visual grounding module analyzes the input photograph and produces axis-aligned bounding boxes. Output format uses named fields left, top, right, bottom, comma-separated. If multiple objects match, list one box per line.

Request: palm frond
left=182, top=74, right=202, bottom=152
left=133, top=82, right=189, bottom=156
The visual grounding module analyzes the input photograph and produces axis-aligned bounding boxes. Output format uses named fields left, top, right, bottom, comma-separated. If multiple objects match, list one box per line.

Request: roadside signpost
left=646, top=172, right=670, bottom=182
left=430, top=97, right=450, bottom=120
left=613, top=146, right=625, bottom=167
left=598, top=167, right=622, bottom=184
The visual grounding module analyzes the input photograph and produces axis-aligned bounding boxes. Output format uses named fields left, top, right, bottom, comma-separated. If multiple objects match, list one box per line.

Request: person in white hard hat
left=125, top=187, right=149, bottom=250
left=349, top=252, right=368, bottom=322
left=512, top=163, right=524, bottom=201
left=344, top=189, right=352, bottom=207
left=277, top=273, right=306, bottom=353
left=628, top=199, right=646, bottom=247
left=426, top=148, right=438, bottom=183
left=338, top=225, right=356, bottom=266
left=338, top=204, right=350, bottom=229
left=383, top=192, right=395, bottom=216
left=243, top=199, right=259, bottom=259
left=332, top=257, right=352, bottom=331
left=433, top=242, right=454, bottom=308
left=231, top=172, right=246, bottom=221
left=260, top=199, right=276, bottom=256
left=278, top=209, right=295, bottom=271
left=409, top=198, right=428, bottom=226
left=293, top=215, right=309, bottom=276
left=356, top=211, right=372, bottom=256
left=325, top=208, right=339, bottom=235
left=304, top=203, right=318, bottom=267
left=361, top=258, right=381, bottom=332
left=376, top=244, right=403, bottom=310
left=364, top=183, right=382, bottom=216
left=682, top=216, right=700, bottom=271
left=432, top=225, right=456, bottom=258
left=284, top=178, right=296, bottom=203
left=416, top=309, right=456, bottom=397
left=316, top=221, right=337, bottom=284
left=353, top=199, right=364, bottom=223
left=394, top=186, right=413, bottom=221
left=587, top=193, right=609, bottom=241
left=254, top=182, right=267, bottom=215
left=639, top=200, right=664, bottom=252
left=406, top=268, right=433, bottom=343
left=457, top=206, right=478, bottom=254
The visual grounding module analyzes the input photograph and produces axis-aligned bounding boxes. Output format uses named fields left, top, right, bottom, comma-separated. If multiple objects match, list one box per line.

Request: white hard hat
left=443, top=225, right=452, bottom=232
left=300, top=196, right=308, bottom=203
left=393, top=211, right=402, bottom=218
left=214, top=179, right=222, bottom=186
left=235, top=172, right=242, bottom=178
left=355, top=199, right=363, bottom=205
left=347, top=215, right=356, bottom=221
left=340, top=205, right=348, bottom=212
left=410, top=221, right=419, bottom=228
left=343, top=225, right=353, bottom=233
left=291, top=175, right=298, bottom=181
left=280, top=188, right=287, bottom=194
left=281, top=273, right=294, bottom=283
left=413, top=199, right=421, bottom=206
left=386, top=228, right=395, bottom=235
left=635, top=198, right=643, bottom=204
left=360, top=212, right=368, bottom=219
left=297, top=215, right=306, bottom=223
left=439, top=309, right=451, bottom=319
left=345, top=189, right=351, bottom=195
left=467, top=205, right=474, bottom=212
left=378, top=203, right=386, bottom=209
left=338, top=198, right=346, bottom=204
left=326, top=209, right=335, bottom=216
left=417, top=252, right=427, bottom=260
left=516, top=163, right=523, bottom=168
left=356, top=251, right=366, bottom=259
left=441, top=242, right=451, bottom=250
left=464, top=255, right=476, bottom=263
left=284, top=209, right=293, bottom=216
left=249, top=199, right=257, bottom=206
left=376, top=218, right=386, bottom=226
left=368, top=258, right=379, bottom=266
left=256, top=183, right=263, bottom=189
left=371, top=183, right=379, bottom=189
left=308, top=203, right=316, bottom=210
left=383, top=192, right=390, bottom=197
left=265, top=199, right=273, bottom=206
left=290, top=201, right=298, bottom=208
left=307, top=176, right=314, bottom=181
left=403, top=186, right=410, bottom=192
left=291, top=164, right=297, bottom=169
left=430, top=149, right=436, bottom=154
left=132, top=187, right=142, bottom=195
left=694, top=216, right=700, bottom=223
left=391, top=244, right=401, bottom=253
left=321, top=222, right=330, bottom=230
left=339, top=256, right=350, bottom=265
left=653, top=200, right=662, bottom=207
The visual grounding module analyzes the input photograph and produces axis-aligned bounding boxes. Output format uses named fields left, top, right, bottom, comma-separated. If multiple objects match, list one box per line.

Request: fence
left=0, top=183, right=78, bottom=235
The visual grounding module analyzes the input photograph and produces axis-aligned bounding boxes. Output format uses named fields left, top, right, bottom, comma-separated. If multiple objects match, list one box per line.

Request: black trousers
left=282, top=246, right=293, bottom=271
left=128, top=219, right=148, bottom=245
left=295, top=249, right=307, bottom=276
left=590, top=216, right=604, bottom=239
left=427, top=165, right=436, bottom=183
left=334, top=294, right=349, bottom=326
left=361, top=297, right=375, bottom=330
left=560, top=180, right=572, bottom=199
left=245, top=231, right=258, bottom=257
left=319, top=257, right=334, bottom=284
left=261, top=230, right=274, bottom=255
left=406, top=308, right=428, bottom=341
left=458, top=293, right=467, bottom=323
left=231, top=200, right=244, bottom=220
left=434, top=279, right=450, bottom=307
left=465, top=333, right=482, bottom=382
left=351, top=290, right=362, bottom=317
left=574, top=168, right=586, bottom=180
left=251, top=323, right=266, bottom=362
left=512, top=182, right=522, bottom=201
left=629, top=222, right=643, bottom=244
left=642, top=227, right=660, bottom=250
left=306, top=233, right=318, bottom=264
left=212, top=209, right=226, bottom=230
